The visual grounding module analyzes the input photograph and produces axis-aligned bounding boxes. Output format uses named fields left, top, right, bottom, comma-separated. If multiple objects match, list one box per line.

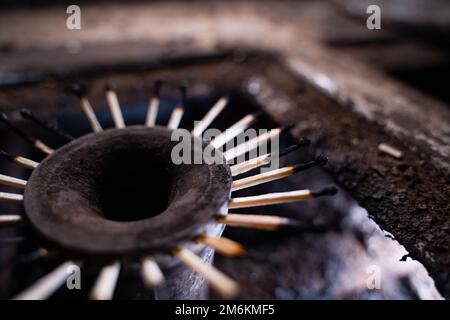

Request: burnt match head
left=298, top=137, right=311, bottom=147
left=312, top=186, right=338, bottom=198
left=19, top=108, right=33, bottom=119
left=70, top=83, right=88, bottom=98
left=278, top=138, right=311, bottom=157
left=104, top=83, right=116, bottom=92
left=24, top=126, right=231, bottom=257
left=314, top=154, right=328, bottom=167
left=283, top=218, right=329, bottom=233
left=153, top=80, right=162, bottom=96
left=280, top=123, right=295, bottom=133
left=252, top=110, right=264, bottom=119
left=179, top=84, right=188, bottom=104
left=292, top=155, right=328, bottom=173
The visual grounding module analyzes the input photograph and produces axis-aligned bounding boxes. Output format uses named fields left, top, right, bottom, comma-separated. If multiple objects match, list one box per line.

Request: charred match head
left=70, top=83, right=89, bottom=98
left=179, top=83, right=188, bottom=105
left=311, top=186, right=338, bottom=198
left=104, top=83, right=116, bottom=92
left=153, top=80, right=162, bottom=96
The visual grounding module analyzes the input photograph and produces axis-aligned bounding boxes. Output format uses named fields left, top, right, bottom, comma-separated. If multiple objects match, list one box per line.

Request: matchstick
left=0, top=149, right=38, bottom=170
left=192, top=96, right=228, bottom=137
left=230, top=139, right=310, bottom=176
left=210, top=112, right=260, bottom=148
left=0, top=214, right=23, bottom=227
left=173, top=247, right=238, bottom=298
left=0, top=113, right=54, bottom=155
left=197, top=234, right=246, bottom=257
left=71, top=84, right=103, bottom=132
left=146, top=80, right=162, bottom=127
left=33, top=140, right=54, bottom=155
left=13, top=156, right=39, bottom=169
left=105, top=84, right=126, bottom=129
left=19, top=109, right=73, bottom=142
left=378, top=143, right=403, bottom=159
left=80, top=97, right=102, bottom=132
left=231, top=155, right=327, bottom=191
left=90, top=261, right=121, bottom=300
left=217, top=213, right=319, bottom=231
left=230, top=153, right=271, bottom=176
left=167, top=85, right=187, bottom=130
left=0, top=192, right=23, bottom=205
left=224, top=124, right=294, bottom=161
left=13, top=261, right=78, bottom=300
left=0, top=174, right=27, bottom=189
left=167, top=107, right=184, bottom=129
left=141, top=256, right=165, bottom=288
left=228, top=186, right=337, bottom=209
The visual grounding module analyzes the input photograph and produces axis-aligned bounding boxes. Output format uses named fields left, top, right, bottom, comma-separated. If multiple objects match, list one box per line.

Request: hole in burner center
left=97, top=149, right=171, bottom=222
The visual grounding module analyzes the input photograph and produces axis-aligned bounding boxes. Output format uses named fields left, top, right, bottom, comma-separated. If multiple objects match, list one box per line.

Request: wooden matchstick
left=105, top=84, right=126, bottom=129
left=0, top=214, right=23, bottom=227
left=141, top=256, right=165, bottom=288
left=71, top=84, right=103, bottom=132
left=192, top=96, right=228, bottom=137
left=33, top=140, right=54, bottom=155
left=224, top=124, right=294, bottom=161
left=146, top=97, right=160, bottom=127
left=167, top=85, right=187, bottom=130
left=0, top=174, right=27, bottom=189
left=0, top=113, right=54, bottom=155
left=90, top=261, right=121, bottom=300
left=378, top=143, right=403, bottom=159
left=13, top=261, right=78, bottom=300
left=210, top=112, right=260, bottom=148
left=230, top=139, right=311, bottom=176
left=228, top=186, right=337, bottom=209
left=80, top=97, right=103, bottom=132
left=232, top=166, right=295, bottom=192
left=13, top=156, right=39, bottom=169
left=197, top=234, right=246, bottom=257
left=19, top=109, right=73, bottom=142
left=173, top=247, right=238, bottom=298
left=0, top=149, right=39, bottom=170
left=224, top=129, right=279, bottom=161
left=231, top=155, right=327, bottom=191
left=146, top=80, right=162, bottom=127
left=0, top=192, right=23, bottom=205
left=230, top=153, right=271, bottom=176
left=167, top=107, right=184, bottom=129
left=217, top=213, right=319, bottom=231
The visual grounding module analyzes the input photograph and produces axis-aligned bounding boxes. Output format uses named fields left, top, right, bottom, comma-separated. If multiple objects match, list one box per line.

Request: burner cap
left=24, top=126, right=231, bottom=257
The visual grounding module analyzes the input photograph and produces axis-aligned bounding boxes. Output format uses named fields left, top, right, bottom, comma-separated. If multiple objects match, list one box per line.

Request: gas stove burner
left=24, top=126, right=231, bottom=256
left=0, top=81, right=336, bottom=300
